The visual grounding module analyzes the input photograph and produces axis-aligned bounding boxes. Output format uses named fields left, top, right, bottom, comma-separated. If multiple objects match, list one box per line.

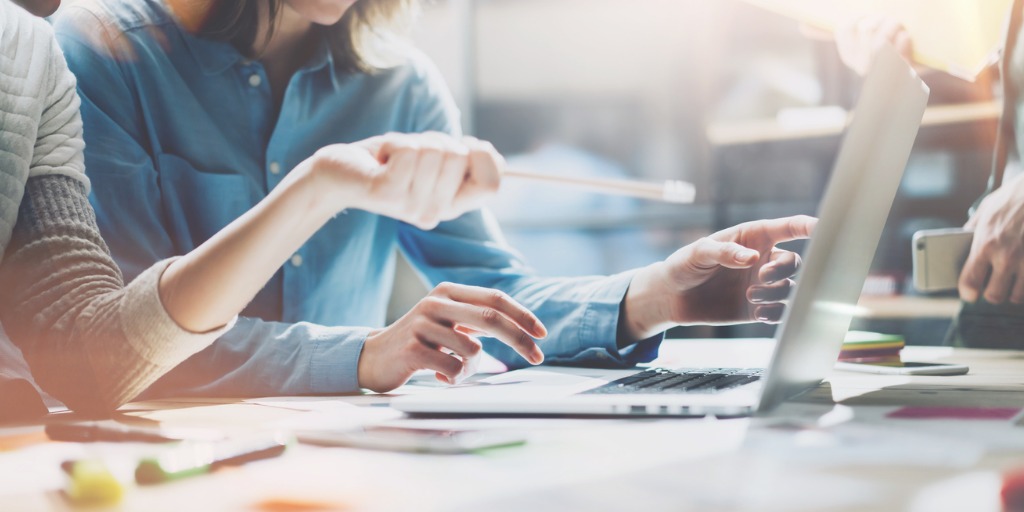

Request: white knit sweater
left=0, top=0, right=230, bottom=416
left=0, top=0, right=88, bottom=254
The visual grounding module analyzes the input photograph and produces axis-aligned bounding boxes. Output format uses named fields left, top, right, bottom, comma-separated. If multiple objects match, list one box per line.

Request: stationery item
left=838, top=331, right=904, bottom=361
left=297, top=426, right=527, bottom=454
left=742, top=0, right=1013, bottom=81
left=45, top=420, right=224, bottom=443
left=135, top=434, right=290, bottom=485
left=887, top=407, right=1021, bottom=420
left=504, top=168, right=696, bottom=204
left=835, top=360, right=970, bottom=376
left=61, top=460, right=124, bottom=506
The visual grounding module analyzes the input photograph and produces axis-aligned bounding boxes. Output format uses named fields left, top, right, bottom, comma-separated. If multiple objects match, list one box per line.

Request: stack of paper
left=742, top=0, right=1014, bottom=81
left=839, top=331, right=905, bottom=361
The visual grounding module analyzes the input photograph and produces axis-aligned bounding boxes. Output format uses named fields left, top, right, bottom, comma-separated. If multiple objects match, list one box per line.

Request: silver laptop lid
left=756, top=44, right=929, bottom=413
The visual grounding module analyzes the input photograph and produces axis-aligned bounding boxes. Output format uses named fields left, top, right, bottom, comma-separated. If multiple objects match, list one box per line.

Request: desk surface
left=3, top=338, right=1023, bottom=512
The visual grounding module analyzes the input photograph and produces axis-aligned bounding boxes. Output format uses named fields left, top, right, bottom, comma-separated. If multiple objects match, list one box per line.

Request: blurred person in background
left=832, top=3, right=1024, bottom=348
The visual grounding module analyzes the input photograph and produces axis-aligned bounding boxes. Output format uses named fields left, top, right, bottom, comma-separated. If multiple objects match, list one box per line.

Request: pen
left=504, top=168, right=696, bottom=204
left=135, top=434, right=290, bottom=485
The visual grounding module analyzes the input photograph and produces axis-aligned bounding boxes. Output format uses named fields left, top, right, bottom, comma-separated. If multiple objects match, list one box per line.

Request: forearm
left=158, top=159, right=339, bottom=332
left=142, top=318, right=371, bottom=399
left=0, top=176, right=226, bottom=413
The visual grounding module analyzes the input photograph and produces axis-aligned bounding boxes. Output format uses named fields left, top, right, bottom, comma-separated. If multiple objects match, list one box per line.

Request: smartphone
left=296, top=426, right=527, bottom=454
left=45, top=420, right=224, bottom=443
left=912, top=228, right=973, bottom=293
left=835, top=360, right=969, bottom=376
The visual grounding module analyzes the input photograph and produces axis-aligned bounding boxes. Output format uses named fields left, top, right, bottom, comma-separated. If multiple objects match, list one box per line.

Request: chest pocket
left=156, top=153, right=254, bottom=251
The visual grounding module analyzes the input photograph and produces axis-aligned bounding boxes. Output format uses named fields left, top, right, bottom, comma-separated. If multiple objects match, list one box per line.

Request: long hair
left=199, top=0, right=419, bottom=73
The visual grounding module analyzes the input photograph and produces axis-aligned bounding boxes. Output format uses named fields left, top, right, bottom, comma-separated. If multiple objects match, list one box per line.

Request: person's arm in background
left=960, top=174, right=1024, bottom=305
left=396, top=55, right=812, bottom=372
left=828, top=13, right=1024, bottom=306
left=830, top=16, right=915, bottom=77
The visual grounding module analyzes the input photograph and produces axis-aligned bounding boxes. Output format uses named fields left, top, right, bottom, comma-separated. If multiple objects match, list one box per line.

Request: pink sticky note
left=887, top=407, right=1021, bottom=420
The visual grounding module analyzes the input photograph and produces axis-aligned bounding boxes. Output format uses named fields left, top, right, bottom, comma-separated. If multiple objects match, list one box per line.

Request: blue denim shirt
left=54, top=0, right=660, bottom=397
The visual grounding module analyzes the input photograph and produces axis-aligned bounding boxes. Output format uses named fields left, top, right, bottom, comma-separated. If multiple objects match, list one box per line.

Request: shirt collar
left=296, top=33, right=344, bottom=90
left=179, top=29, right=244, bottom=75
left=177, top=24, right=341, bottom=86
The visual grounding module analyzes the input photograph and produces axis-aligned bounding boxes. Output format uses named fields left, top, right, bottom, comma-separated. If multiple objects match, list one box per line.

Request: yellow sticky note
left=743, top=0, right=1014, bottom=81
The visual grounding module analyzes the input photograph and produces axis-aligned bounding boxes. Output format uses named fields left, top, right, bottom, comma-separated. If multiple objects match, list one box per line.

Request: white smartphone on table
left=297, top=426, right=527, bottom=454
left=835, top=360, right=970, bottom=376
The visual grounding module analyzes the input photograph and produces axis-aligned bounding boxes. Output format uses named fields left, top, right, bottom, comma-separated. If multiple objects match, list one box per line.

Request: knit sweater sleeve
left=0, top=175, right=231, bottom=415
left=30, top=4, right=89, bottom=187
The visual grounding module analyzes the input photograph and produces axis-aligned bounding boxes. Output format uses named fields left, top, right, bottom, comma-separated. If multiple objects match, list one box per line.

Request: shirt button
left=290, top=254, right=303, bottom=267
left=248, top=74, right=262, bottom=87
left=269, top=161, right=282, bottom=175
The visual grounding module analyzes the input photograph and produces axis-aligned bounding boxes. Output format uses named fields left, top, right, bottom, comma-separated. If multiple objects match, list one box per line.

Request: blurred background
left=390, top=0, right=1000, bottom=344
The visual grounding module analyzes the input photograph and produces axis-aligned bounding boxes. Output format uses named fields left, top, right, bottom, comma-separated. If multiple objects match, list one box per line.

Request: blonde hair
left=201, top=0, right=420, bottom=73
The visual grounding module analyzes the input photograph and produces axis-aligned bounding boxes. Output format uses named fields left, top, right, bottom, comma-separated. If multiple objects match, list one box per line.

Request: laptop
left=393, top=44, right=930, bottom=418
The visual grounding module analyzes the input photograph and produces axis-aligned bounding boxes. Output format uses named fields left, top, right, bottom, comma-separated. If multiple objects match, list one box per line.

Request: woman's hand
left=619, top=216, right=816, bottom=342
left=835, top=16, right=914, bottom=76
left=302, top=132, right=504, bottom=230
left=357, top=282, right=547, bottom=393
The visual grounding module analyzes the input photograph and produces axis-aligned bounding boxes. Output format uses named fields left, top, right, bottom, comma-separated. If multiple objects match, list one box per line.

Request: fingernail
left=749, top=290, right=767, bottom=303
left=534, top=323, right=548, bottom=339
left=531, top=348, right=544, bottom=365
left=756, top=315, right=771, bottom=322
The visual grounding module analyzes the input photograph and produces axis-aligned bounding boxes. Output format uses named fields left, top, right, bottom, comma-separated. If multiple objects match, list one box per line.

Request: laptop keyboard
left=582, top=368, right=763, bottom=395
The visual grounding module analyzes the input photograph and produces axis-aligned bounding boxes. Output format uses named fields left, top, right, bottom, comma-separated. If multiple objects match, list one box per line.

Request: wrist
left=618, top=263, right=675, bottom=344
left=356, top=329, right=384, bottom=391
left=289, top=153, right=358, bottom=222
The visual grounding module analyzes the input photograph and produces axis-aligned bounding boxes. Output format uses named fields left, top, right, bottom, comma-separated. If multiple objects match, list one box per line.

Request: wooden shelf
left=855, top=295, right=961, bottom=319
left=706, top=100, right=1000, bottom=147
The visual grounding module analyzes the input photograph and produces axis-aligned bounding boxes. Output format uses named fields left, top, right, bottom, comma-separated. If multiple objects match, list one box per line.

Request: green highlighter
left=135, top=434, right=290, bottom=485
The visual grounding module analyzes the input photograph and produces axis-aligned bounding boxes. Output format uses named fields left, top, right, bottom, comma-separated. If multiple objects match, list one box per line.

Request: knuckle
left=479, top=140, right=497, bottom=153
left=410, top=315, right=432, bottom=333
left=517, top=331, right=534, bottom=349
left=433, top=282, right=455, bottom=295
left=979, top=239, right=1000, bottom=257
left=488, top=290, right=510, bottom=306
left=479, top=307, right=501, bottom=327
left=419, top=147, right=443, bottom=160
left=418, top=296, right=444, bottom=314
